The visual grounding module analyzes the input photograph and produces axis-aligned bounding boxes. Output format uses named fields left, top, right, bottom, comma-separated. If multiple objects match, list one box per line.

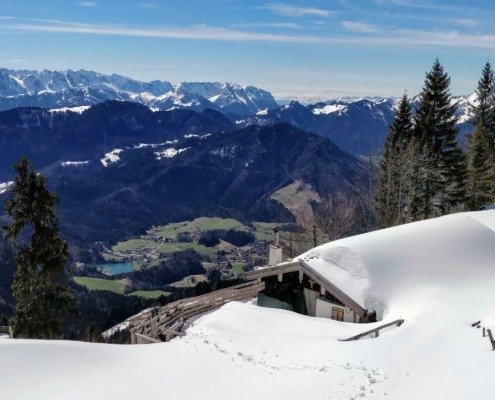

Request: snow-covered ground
left=100, top=149, right=123, bottom=167
left=48, top=106, right=91, bottom=114
left=1, top=211, right=495, bottom=400
left=61, top=160, right=90, bottom=167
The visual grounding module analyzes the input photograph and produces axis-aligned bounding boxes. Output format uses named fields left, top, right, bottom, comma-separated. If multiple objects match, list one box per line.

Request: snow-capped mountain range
left=0, top=67, right=478, bottom=155
left=0, top=68, right=278, bottom=115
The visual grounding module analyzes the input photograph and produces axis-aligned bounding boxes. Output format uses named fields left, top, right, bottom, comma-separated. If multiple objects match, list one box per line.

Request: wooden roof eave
left=242, top=261, right=302, bottom=280
left=242, top=260, right=367, bottom=318
left=298, top=259, right=367, bottom=318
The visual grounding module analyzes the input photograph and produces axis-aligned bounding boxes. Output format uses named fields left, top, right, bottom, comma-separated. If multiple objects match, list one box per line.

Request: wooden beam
left=488, top=329, right=495, bottom=351
left=133, top=333, right=162, bottom=344
left=242, top=261, right=301, bottom=280
left=339, top=319, right=405, bottom=342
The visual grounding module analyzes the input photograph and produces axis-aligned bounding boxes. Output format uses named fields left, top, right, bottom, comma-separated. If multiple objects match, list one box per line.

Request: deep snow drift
left=1, top=211, right=495, bottom=400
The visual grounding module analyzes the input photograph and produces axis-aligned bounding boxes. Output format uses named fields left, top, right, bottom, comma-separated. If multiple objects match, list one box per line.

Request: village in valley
left=74, top=217, right=296, bottom=295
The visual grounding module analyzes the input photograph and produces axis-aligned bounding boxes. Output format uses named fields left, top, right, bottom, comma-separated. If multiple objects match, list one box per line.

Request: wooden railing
left=0, top=326, right=13, bottom=338
left=339, top=319, right=405, bottom=341
left=132, top=333, right=163, bottom=344
left=472, top=321, right=495, bottom=351
left=129, top=280, right=265, bottom=344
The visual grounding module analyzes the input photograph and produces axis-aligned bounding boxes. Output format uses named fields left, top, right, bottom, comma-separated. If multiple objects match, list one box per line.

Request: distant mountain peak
left=0, top=68, right=278, bottom=116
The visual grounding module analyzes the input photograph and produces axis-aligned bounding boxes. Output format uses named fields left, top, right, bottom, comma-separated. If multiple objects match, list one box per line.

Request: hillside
left=2, top=123, right=365, bottom=244
left=1, top=210, right=494, bottom=399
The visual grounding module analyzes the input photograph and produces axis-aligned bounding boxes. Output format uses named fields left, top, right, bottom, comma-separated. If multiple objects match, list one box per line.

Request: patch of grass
left=156, top=242, right=219, bottom=257
left=148, top=217, right=248, bottom=240
left=170, top=274, right=207, bottom=288
left=127, top=290, right=171, bottom=299
left=232, top=263, right=244, bottom=274
left=271, top=180, right=320, bottom=221
left=101, top=253, right=124, bottom=262
left=149, top=258, right=167, bottom=267
left=202, top=262, right=217, bottom=270
left=252, top=222, right=283, bottom=241
left=112, top=239, right=157, bottom=252
left=132, top=260, right=144, bottom=270
left=74, top=277, right=129, bottom=294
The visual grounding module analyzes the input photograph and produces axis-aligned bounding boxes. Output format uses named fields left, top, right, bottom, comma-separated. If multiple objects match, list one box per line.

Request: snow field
left=1, top=211, right=495, bottom=399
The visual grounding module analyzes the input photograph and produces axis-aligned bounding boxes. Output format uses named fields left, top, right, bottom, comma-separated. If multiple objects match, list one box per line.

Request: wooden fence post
left=487, top=329, right=495, bottom=351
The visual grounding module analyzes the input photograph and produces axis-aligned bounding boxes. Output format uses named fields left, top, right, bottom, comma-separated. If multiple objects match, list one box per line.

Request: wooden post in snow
left=487, top=329, right=495, bottom=351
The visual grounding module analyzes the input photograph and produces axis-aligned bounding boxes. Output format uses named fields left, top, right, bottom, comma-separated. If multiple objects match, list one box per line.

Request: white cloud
left=451, top=18, right=477, bottom=28
left=4, top=19, right=495, bottom=51
left=233, top=22, right=301, bottom=29
left=0, top=16, right=13, bottom=20
left=375, top=0, right=457, bottom=12
left=79, top=1, right=96, bottom=7
left=10, top=59, right=25, bottom=62
left=259, top=3, right=332, bottom=17
left=342, top=21, right=378, bottom=33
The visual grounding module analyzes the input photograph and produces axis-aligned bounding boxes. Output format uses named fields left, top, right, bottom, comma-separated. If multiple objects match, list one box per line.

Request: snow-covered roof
left=298, top=210, right=495, bottom=321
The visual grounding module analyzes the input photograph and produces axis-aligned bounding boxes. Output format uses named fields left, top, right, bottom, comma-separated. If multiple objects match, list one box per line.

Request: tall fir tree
left=376, top=93, right=420, bottom=228
left=467, top=62, right=495, bottom=208
left=2, top=157, right=77, bottom=339
left=467, top=124, right=492, bottom=210
left=471, top=62, right=495, bottom=146
left=414, top=59, right=467, bottom=218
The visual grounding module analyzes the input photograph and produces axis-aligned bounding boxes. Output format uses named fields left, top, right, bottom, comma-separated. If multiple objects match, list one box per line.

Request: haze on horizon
left=1, top=0, right=495, bottom=101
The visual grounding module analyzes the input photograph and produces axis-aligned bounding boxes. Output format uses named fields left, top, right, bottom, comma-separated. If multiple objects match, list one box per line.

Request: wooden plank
left=339, top=319, right=405, bottom=342
left=133, top=333, right=162, bottom=344
left=299, top=260, right=367, bottom=318
left=165, top=329, right=186, bottom=337
left=242, top=262, right=301, bottom=280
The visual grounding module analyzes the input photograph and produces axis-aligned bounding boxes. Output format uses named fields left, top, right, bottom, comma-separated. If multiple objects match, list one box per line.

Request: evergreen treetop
left=413, top=59, right=466, bottom=217
left=471, top=62, right=495, bottom=136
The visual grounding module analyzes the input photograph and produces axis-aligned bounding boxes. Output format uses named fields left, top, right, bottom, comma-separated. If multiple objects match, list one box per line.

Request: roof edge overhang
left=243, top=260, right=367, bottom=318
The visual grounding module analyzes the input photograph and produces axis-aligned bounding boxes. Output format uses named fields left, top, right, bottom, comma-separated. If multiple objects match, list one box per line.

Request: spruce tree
left=414, top=59, right=466, bottom=218
left=471, top=62, right=495, bottom=144
left=2, top=157, right=76, bottom=339
left=467, top=62, right=495, bottom=207
left=467, top=124, right=492, bottom=210
left=376, top=93, right=420, bottom=228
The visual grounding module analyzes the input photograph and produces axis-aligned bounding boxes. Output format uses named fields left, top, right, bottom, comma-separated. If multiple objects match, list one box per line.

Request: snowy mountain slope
left=239, top=94, right=475, bottom=155
left=0, top=68, right=278, bottom=115
left=1, top=211, right=495, bottom=399
left=237, top=99, right=397, bottom=155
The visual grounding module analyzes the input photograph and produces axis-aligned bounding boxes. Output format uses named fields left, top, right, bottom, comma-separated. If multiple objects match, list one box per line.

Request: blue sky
left=1, top=1, right=495, bottom=100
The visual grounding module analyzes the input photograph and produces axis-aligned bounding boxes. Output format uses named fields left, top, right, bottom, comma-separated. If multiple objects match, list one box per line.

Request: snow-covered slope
left=1, top=211, right=495, bottom=400
left=0, top=68, right=278, bottom=115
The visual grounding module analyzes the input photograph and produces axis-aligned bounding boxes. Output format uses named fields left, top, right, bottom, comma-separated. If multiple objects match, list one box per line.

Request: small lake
left=87, top=262, right=134, bottom=275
